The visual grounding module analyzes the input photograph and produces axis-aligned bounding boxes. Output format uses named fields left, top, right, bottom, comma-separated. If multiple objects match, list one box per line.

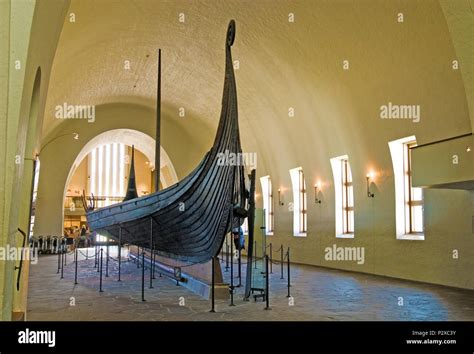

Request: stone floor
left=27, top=247, right=474, bottom=321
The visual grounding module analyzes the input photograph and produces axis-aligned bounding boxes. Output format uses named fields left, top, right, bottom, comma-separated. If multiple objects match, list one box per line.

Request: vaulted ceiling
left=43, top=0, right=472, bottom=179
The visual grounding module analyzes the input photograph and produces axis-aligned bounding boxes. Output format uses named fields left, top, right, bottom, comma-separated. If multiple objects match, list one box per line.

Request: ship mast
left=154, top=49, right=161, bottom=192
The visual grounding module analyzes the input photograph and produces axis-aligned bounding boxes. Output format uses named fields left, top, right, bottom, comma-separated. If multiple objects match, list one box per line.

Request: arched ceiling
left=43, top=0, right=472, bottom=181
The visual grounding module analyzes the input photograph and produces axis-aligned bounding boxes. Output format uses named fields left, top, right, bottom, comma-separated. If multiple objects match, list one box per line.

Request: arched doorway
left=62, top=129, right=178, bottom=233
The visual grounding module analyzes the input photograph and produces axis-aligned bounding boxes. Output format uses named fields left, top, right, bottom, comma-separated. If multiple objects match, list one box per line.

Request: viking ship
left=84, top=20, right=248, bottom=264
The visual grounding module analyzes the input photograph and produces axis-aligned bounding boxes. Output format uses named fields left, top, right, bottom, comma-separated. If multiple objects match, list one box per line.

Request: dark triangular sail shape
left=123, top=145, right=139, bottom=201
left=85, top=20, right=247, bottom=263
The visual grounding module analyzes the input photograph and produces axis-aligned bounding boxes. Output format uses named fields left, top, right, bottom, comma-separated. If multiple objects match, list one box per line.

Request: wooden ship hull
left=85, top=20, right=247, bottom=264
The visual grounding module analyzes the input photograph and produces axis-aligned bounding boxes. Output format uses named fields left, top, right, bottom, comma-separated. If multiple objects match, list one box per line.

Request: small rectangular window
left=388, top=135, right=424, bottom=240
left=330, top=155, right=354, bottom=238
left=260, top=176, right=274, bottom=235
left=299, top=169, right=307, bottom=234
left=289, top=167, right=307, bottom=236
left=341, top=159, right=354, bottom=234
left=267, top=178, right=274, bottom=233
left=404, top=142, right=424, bottom=234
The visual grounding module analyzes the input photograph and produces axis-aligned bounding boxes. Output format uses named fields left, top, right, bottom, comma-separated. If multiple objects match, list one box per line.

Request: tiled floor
left=27, top=247, right=474, bottom=321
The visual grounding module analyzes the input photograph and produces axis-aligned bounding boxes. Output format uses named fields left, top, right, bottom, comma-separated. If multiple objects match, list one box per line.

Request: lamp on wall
left=314, top=182, right=322, bottom=204
left=277, top=188, right=284, bottom=206
left=366, top=171, right=375, bottom=198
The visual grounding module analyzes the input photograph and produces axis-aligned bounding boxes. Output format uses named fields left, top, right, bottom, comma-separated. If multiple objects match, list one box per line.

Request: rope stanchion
left=229, top=231, right=235, bottom=307
left=74, top=247, right=78, bottom=285
left=105, top=241, right=109, bottom=277
left=238, top=249, right=242, bottom=287
left=96, top=245, right=100, bottom=272
left=264, top=255, right=271, bottom=310
left=141, top=251, right=146, bottom=302
left=99, top=248, right=104, bottom=293
left=286, top=247, right=291, bottom=298
left=269, top=243, right=273, bottom=274
left=152, top=245, right=156, bottom=280
left=149, top=218, right=153, bottom=289
left=225, top=240, right=229, bottom=272
left=60, top=249, right=64, bottom=279
left=118, top=227, right=122, bottom=281
left=210, top=256, right=216, bottom=313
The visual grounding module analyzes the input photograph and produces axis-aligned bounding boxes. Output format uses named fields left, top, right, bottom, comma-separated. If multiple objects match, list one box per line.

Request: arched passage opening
left=62, top=129, right=178, bottom=233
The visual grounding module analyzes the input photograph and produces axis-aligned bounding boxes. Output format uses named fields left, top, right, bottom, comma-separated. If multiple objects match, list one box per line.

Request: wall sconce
left=277, top=188, right=284, bottom=206
left=314, top=183, right=321, bottom=204
left=366, top=171, right=375, bottom=198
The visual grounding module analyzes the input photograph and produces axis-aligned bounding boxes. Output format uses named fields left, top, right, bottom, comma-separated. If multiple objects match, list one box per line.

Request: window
left=259, top=176, right=274, bottom=235
left=88, top=143, right=127, bottom=208
left=29, top=158, right=41, bottom=237
left=289, top=167, right=307, bottom=236
left=388, top=136, right=424, bottom=240
left=330, top=155, right=354, bottom=238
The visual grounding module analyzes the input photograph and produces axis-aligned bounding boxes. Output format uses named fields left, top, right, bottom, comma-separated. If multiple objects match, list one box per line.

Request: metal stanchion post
left=265, top=255, right=271, bottom=310
left=254, top=240, right=257, bottom=269
left=286, top=248, right=291, bottom=298
left=149, top=250, right=153, bottom=289
left=96, top=245, right=100, bottom=272
left=152, top=246, right=156, bottom=280
left=106, top=240, right=109, bottom=277
left=99, top=248, right=103, bottom=292
left=149, top=218, right=153, bottom=289
left=118, top=227, right=122, bottom=281
left=225, top=241, right=229, bottom=271
left=60, top=249, right=64, bottom=279
left=229, top=233, right=235, bottom=307
left=238, top=249, right=242, bottom=287
left=210, top=256, right=216, bottom=313
left=141, top=251, right=146, bottom=301
left=74, top=247, right=78, bottom=285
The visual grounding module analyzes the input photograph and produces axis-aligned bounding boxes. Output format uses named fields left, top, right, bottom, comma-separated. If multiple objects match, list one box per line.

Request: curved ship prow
left=86, top=20, right=247, bottom=264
